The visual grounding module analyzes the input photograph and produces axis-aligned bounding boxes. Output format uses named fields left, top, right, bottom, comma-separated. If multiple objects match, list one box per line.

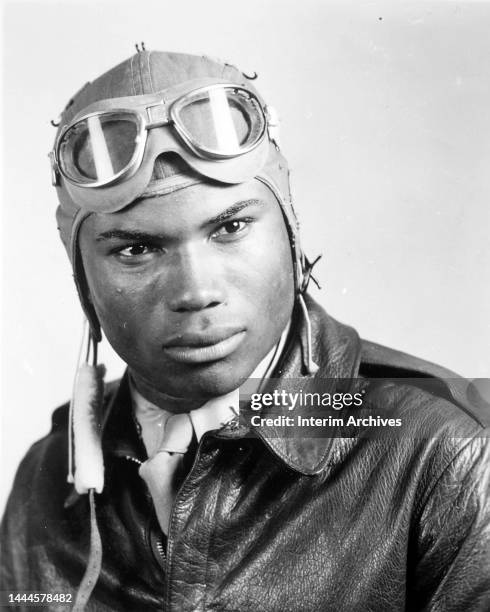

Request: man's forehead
left=84, top=180, right=273, bottom=236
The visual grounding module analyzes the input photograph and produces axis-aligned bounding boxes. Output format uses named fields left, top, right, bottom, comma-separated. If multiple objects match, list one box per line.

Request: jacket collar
left=101, top=294, right=362, bottom=475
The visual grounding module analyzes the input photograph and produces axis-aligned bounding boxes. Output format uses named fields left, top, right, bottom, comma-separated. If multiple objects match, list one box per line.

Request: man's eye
left=212, top=219, right=251, bottom=239
left=117, top=244, right=155, bottom=258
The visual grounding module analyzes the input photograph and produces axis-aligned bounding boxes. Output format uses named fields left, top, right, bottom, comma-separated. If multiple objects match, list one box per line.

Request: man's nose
left=166, top=246, right=226, bottom=313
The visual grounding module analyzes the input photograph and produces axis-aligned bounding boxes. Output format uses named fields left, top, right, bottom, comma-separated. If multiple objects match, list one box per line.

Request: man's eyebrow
left=95, top=199, right=264, bottom=241
left=95, top=230, right=166, bottom=242
left=206, top=199, right=263, bottom=225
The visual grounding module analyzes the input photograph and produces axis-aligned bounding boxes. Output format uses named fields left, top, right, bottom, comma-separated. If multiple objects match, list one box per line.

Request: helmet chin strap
left=297, top=254, right=322, bottom=376
left=297, top=294, right=319, bottom=375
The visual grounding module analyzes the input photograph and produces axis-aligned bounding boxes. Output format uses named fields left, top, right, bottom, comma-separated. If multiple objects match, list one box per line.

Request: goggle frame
left=51, top=83, right=268, bottom=189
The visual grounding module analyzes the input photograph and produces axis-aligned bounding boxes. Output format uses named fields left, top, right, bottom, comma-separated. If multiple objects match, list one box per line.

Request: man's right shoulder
left=3, top=377, right=124, bottom=509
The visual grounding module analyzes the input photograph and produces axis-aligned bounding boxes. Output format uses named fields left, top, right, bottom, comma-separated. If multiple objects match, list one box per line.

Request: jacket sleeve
left=410, top=432, right=490, bottom=612
left=0, top=444, right=37, bottom=594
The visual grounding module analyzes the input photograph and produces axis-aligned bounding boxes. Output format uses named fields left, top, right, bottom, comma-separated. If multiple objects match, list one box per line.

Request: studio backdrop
left=1, top=0, right=489, bottom=512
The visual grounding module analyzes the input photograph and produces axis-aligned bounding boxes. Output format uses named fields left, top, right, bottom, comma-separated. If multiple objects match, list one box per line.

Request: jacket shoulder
left=360, top=339, right=460, bottom=379
left=2, top=377, right=124, bottom=522
left=359, top=339, right=490, bottom=428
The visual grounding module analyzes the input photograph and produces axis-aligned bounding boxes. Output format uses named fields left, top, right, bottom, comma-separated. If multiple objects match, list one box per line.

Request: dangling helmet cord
left=66, top=319, right=105, bottom=610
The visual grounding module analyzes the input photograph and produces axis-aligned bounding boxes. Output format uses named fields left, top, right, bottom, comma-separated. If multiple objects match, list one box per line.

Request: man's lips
left=162, top=327, right=246, bottom=364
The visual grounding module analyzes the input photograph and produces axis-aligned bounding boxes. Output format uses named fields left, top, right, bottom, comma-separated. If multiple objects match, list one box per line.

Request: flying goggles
left=51, top=77, right=278, bottom=213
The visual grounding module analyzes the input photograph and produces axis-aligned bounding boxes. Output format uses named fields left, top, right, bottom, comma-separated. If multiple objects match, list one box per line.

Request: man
left=1, top=49, right=489, bottom=612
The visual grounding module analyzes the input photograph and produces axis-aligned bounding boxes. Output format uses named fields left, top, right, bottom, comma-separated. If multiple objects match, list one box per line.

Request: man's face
left=79, top=179, right=295, bottom=400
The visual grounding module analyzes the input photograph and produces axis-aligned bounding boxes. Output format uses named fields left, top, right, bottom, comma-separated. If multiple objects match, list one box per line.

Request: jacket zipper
left=156, top=536, right=166, bottom=560
left=124, top=455, right=143, bottom=466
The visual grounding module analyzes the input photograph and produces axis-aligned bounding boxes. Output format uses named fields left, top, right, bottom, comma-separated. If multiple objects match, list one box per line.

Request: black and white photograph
left=1, top=1, right=489, bottom=610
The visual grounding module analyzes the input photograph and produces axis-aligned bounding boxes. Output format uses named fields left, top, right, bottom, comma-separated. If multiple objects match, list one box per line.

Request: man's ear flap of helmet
left=56, top=204, right=102, bottom=341
left=255, top=150, right=308, bottom=296
left=75, top=267, right=103, bottom=342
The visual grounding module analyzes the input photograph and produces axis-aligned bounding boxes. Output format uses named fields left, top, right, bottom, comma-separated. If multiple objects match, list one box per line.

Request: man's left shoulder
left=305, top=296, right=489, bottom=431
left=357, top=337, right=490, bottom=434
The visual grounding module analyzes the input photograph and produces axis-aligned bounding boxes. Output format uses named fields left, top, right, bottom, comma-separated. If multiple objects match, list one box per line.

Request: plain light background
left=1, top=0, right=489, bottom=512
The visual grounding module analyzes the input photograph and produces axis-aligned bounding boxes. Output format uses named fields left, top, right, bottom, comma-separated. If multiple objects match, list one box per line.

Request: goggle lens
left=172, top=87, right=265, bottom=156
left=58, top=112, right=141, bottom=185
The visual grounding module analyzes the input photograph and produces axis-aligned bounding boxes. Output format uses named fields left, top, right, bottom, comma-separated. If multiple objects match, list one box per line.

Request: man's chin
left=150, top=357, right=256, bottom=402
left=174, top=364, right=249, bottom=400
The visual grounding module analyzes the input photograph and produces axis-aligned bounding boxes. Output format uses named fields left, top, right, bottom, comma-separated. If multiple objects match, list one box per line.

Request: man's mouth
left=162, top=327, right=246, bottom=364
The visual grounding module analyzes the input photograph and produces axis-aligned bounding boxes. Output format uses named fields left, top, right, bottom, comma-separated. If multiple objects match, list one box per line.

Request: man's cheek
left=259, top=252, right=294, bottom=303
left=91, top=287, right=144, bottom=342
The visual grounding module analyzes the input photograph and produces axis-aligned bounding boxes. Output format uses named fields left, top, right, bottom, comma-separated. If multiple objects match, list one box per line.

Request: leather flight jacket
left=1, top=295, right=489, bottom=611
